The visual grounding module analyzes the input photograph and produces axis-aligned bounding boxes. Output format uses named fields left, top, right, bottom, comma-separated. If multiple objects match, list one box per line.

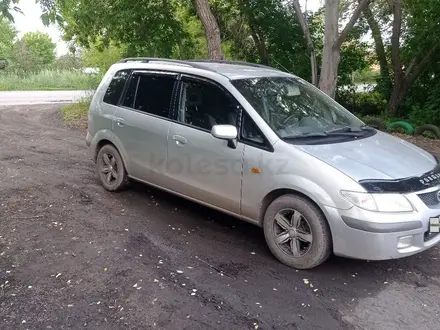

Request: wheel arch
left=259, top=188, right=331, bottom=229
left=93, top=133, right=130, bottom=174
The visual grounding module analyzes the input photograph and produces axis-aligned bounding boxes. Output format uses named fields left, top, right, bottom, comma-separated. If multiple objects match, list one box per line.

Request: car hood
left=295, top=131, right=437, bottom=181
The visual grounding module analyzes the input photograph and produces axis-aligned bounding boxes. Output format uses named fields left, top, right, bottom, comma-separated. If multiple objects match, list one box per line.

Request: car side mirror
left=211, top=124, right=238, bottom=149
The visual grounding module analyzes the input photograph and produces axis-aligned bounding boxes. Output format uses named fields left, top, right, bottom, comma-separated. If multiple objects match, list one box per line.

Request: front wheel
left=96, top=144, right=128, bottom=192
left=263, top=194, right=332, bottom=269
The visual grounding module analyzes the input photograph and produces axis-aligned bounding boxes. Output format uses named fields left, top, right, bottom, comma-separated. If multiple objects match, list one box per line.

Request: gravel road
left=1, top=104, right=440, bottom=330
left=0, top=91, right=92, bottom=106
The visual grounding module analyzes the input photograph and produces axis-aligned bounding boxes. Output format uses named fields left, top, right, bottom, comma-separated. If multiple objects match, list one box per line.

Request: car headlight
left=340, top=190, right=414, bottom=212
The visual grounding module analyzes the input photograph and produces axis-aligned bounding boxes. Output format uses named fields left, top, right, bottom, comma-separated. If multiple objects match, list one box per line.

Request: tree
left=54, top=53, right=82, bottom=71
left=0, top=17, right=16, bottom=65
left=291, top=0, right=371, bottom=97
left=386, top=0, right=440, bottom=114
left=212, top=0, right=312, bottom=78
left=361, top=1, right=391, bottom=93
left=56, top=0, right=191, bottom=59
left=21, top=31, right=56, bottom=66
left=291, top=0, right=318, bottom=86
left=7, top=31, right=56, bottom=74
left=82, top=42, right=126, bottom=72
left=194, top=0, right=225, bottom=60
left=361, top=0, right=440, bottom=114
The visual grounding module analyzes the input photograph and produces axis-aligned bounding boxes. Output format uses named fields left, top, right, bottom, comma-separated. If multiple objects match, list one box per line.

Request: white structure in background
left=82, top=67, right=100, bottom=74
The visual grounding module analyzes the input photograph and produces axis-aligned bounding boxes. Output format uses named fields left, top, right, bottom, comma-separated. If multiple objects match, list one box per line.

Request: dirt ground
left=1, top=104, right=440, bottom=330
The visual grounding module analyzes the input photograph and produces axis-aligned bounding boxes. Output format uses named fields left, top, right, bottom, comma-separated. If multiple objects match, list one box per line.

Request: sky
left=11, top=0, right=323, bottom=58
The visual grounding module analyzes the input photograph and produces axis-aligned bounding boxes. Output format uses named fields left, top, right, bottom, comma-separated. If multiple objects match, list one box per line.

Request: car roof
left=111, top=58, right=294, bottom=80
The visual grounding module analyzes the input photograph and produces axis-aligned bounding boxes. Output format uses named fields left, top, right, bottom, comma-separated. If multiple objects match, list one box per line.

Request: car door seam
left=240, top=144, right=246, bottom=215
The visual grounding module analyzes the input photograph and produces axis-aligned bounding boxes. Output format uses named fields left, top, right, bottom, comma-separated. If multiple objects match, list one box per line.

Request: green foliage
left=54, top=53, right=83, bottom=71
left=352, top=68, right=379, bottom=84
left=0, top=17, right=15, bottom=66
left=0, top=70, right=100, bottom=91
left=82, top=42, right=126, bottom=72
left=21, top=31, right=56, bottom=66
left=6, top=31, right=56, bottom=74
left=0, top=0, right=22, bottom=22
left=337, top=90, right=387, bottom=116
left=57, top=0, right=190, bottom=58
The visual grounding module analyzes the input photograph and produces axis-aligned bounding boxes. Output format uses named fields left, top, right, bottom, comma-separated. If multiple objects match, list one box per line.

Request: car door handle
left=173, top=135, right=187, bottom=146
left=115, top=118, right=125, bottom=127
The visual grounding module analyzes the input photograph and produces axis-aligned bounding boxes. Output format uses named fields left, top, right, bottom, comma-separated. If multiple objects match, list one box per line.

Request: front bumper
left=325, top=187, right=440, bottom=260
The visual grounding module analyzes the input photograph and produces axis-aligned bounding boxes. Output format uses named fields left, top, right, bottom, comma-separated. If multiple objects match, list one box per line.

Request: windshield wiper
left=360, top=125, right=376, bottom=131
left=282, top=132, right=328, bottom=139
left=325, top=125, right=374, bottom=136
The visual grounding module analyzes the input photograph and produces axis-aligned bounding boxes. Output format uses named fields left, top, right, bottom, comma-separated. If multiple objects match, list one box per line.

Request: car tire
left=96, top=144, right=128, bottom=192
left=263, top=194, right=332, bottom=269
left=414, top=124, right=440, bottom=139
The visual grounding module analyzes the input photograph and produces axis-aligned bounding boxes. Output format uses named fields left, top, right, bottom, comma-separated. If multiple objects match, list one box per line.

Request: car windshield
left=232, top=76, right=365, bottom=139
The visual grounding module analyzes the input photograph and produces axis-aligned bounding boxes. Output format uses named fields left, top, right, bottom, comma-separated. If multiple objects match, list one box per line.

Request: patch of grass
left=0, top=70, right=101, bottom=91
left=61, top=96, right=92, bottom=128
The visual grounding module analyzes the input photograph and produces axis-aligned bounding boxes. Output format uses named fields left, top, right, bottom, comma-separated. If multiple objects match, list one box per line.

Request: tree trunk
left=319, top=0, right=371, bottom=98
left=388, top=82, right=406, bottom=115
left=194, top=0, right=225, bottom=60
left=387, top=0, right=403, bottom=114
left=319, top=0, right=340, bottom=97
left=362, top=3, right=390, bottom=89
left=291, top=0, right=318, bottom=86
left=249, top=24, right=269, bottom=65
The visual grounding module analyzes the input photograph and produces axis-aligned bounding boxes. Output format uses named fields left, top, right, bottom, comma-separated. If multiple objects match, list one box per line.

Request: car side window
left=122, top=73, right=176, bottom=118
left=103, top=69, right=131, bottom=105
left=177, top=78, right=238, bottom=131
left=241, top=111, right=265, bottom=146
left=122, top=75, right=139, bottom=108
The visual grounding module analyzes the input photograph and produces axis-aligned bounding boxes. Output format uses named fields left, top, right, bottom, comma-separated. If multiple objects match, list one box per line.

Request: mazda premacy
left=86, top=58, right=440, bottom=269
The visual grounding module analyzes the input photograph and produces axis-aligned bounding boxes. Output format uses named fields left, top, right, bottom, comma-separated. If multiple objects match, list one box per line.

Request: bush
left=61, top=95, right=92, bottom=128
left=336, top=88, right=387, bottom=116
left=0, top=70, right=101, bottom=91
left=408, top=102, right=440, bottom=127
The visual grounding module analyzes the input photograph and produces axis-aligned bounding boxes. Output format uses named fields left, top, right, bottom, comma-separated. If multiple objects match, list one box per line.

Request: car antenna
left=272, top=59, right=291, bottom=74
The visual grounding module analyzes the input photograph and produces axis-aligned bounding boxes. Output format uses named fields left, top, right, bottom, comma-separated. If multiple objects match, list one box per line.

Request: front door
left=113, top=70, right=178, bottom=187
left=166, top=76, right=244, bottom=214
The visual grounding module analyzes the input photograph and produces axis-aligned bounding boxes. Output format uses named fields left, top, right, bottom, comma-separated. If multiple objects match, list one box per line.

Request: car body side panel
left=166, top=123, right=244, bottom=215
left=112, top=108, right=171, bottom=187
left=241, top=141, right=363, bottom=223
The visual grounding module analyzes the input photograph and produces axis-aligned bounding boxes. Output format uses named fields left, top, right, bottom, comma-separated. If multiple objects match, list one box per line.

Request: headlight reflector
left=340, top=190, right=413, bottom=212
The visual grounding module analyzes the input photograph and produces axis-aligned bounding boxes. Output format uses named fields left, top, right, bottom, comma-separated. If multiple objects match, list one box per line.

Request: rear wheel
left=263, top=194, right=332, bottom=269
left=96, top=144, right=128, bottom=192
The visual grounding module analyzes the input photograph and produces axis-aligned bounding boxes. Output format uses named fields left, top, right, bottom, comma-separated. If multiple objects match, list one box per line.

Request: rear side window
left=123, top=73, right=176, bottom=118
left=103, top=69, right=130, bottom=105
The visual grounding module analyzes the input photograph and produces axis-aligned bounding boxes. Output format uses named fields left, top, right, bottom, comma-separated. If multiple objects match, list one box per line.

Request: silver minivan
left=86, top=58, right=440, bottom=269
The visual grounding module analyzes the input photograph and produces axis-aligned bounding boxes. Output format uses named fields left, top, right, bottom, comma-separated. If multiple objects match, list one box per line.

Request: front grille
left=418, top=190, right=440, bottom=208
left=424, top=231, right=440, bottom=242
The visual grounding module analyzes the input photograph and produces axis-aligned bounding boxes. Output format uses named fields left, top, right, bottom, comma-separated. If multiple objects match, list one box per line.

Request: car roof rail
left=185, top=59, right=282, bottom=71
left=117, top=57, right=217, bottom=72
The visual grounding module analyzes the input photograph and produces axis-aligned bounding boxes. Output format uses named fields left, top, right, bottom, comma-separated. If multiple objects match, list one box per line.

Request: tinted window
left=241, top=112, right=265, bottom=145
left=103, top=70, right=130, bottom=105
left=178, top=79, right=238, bottom=131
left=122, top=75, right=138, bottom=108
left=132, top=74, right=176, bottom=118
